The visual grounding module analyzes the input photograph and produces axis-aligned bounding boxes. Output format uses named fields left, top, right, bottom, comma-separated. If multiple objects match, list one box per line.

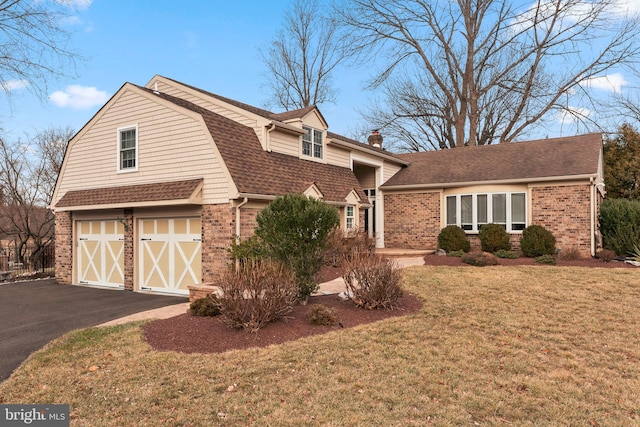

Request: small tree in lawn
left=255, top=193, right=340, bottom=301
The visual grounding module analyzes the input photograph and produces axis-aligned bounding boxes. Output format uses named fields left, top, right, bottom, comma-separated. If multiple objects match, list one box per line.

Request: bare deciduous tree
left=0, top=126, right=72, bottom=264
left=0, top=0, right=81, bottom=99
left=260, top=0, right=346, bottom=110
left=337, top=0, right=640, bottom=151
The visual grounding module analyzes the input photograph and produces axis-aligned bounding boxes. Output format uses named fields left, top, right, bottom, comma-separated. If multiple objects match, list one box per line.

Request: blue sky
left=0, top=0, right=368, bottom=142
left=1, top=0, right=639, bottom=145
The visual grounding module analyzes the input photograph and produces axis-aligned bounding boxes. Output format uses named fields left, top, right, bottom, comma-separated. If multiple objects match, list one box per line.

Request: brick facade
left=54, top=211, right=73, bottom=285
left=530, top=184, right=593, bottom=256
left=383, top=184, right=595, bottom=256
left=383, top=192, right=440, bottom=249
left=123, top=209, right=134, bottom=291
left=201, top=204, right=235, bottom=283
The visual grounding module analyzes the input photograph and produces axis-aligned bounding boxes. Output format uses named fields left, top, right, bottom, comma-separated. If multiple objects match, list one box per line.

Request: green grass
left=2, top=266, right=640, bottom=425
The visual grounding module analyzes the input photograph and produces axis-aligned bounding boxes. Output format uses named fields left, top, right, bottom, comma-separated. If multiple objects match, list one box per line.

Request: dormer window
left=302, top=126, right=323, bottom=159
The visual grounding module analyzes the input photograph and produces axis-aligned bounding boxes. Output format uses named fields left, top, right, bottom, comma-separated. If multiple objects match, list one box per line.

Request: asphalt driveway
left=0, top=279, right=187, bottom=382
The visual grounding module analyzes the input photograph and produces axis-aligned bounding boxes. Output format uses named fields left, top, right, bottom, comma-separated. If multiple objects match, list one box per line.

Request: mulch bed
left=143, top=293, right=423, bottom=354
left=423, top=254, right=637, bottom=268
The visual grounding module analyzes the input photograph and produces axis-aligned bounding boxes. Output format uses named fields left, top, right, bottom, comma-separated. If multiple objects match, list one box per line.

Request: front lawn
left=2, top=266, right=639, bottom=425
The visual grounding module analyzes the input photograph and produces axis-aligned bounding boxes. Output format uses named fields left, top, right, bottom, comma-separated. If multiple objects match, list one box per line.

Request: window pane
left=314, top=142, right=322, bottom=158
left=492, top=194, right=506, bottom=223
left=511, top=193, right=526, bottom=230
left=446, top=196, right=456, bottom=225
left=477, top=194, right=488, bottom=224
left=313, top=129, right=323, bottom=158
left=121, top=150, right=135, bottom=169
left=461, top=195, right=472, bottom=225
left=120, top=129, right=136, bottom=149
left=302, top=141, right=311, bottom=156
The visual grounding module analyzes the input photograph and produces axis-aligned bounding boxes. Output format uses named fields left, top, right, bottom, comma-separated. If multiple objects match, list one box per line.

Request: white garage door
left=139, top=217, right=202, bottom=295
left=77, top=220, right=125, bottom=288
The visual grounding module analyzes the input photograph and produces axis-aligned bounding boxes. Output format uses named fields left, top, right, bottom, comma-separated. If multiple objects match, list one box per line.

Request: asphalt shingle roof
left=382, top=133, right=602, bottom=188
left=55, top=178, right=203, bottom=208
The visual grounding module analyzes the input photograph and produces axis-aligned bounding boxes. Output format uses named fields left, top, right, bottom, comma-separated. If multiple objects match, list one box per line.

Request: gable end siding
left=54, top=89, right=230, bottom=206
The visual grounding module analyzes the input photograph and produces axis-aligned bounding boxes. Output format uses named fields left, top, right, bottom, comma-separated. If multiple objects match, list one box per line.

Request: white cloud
left=579, top=73, right=628, bottom=93
left=555, top=106, right=591, bottom=125
left=611, top=0, right=640, bottom=17
left=2, top=80, right=28, bottom=91
left=49, top=85, right=109, bottom=109
left=55, top=0, right=93, bottom=10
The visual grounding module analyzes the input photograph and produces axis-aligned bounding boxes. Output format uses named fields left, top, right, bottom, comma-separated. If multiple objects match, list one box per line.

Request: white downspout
left=265, top=123, right=276, bottom=152
left=590, top=177, right=595, bottom=257
left=235, top=197, right=249, bottom=271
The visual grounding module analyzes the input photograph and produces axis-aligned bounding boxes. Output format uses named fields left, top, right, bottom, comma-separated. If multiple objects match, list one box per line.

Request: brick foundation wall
left=54, top=211, right=73, bottom=285
left=531, top=184, right=592, bottom=256
left=468, top=233, right=523, bottom=253
left=238, top=206, right=262, bottom=238
left=201, top=204, right=235, bottom=283
left=383, top=192, right=440, bottom=249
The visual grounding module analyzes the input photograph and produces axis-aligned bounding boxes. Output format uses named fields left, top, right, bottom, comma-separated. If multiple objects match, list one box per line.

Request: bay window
left=445, top=192, right=527, bottom=233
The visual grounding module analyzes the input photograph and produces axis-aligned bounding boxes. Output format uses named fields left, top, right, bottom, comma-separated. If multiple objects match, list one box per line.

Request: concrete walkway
left=99, top=256, right=426, bottom=327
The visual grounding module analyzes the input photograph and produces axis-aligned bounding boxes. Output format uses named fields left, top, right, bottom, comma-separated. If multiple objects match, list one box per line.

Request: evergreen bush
left=478, top=223, right=511, bottom=252
left=520, top=225, right=556, bottom=257
left=599, top=198, right=640, bottom=255
left=437, top=225, right=470, bottom=253
left=254, top=194, right=340, bottom=300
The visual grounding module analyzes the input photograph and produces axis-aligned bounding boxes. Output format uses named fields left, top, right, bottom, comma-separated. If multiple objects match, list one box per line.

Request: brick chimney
left=368, top=130, right=383, bottom=148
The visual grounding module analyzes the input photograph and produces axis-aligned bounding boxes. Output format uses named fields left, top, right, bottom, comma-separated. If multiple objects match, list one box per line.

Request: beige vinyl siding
left=55, top=89, right=231, bottom=206
left=326, top=144, right=351, bottom=168
left=383, top=162, right=403, bottom=184
left=270, top=130, right=300, bottom=157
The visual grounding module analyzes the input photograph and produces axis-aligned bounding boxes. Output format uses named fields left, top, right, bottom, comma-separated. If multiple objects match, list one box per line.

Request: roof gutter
left=267, top=120, right=307, bottom=136
left=380, top=173, right=598, bottom=191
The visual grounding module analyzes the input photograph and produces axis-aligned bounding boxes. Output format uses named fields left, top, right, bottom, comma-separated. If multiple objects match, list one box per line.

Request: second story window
left=302, top=126, right=323, bottom=159
left=118, top=125, right=138, bottom=172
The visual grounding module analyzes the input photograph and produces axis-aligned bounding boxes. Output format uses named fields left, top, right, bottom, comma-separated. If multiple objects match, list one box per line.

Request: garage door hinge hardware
left=193, top=238, right=202, bottom=242
left=80, top=281, right=88, bottom=284
left=141, top=238, right=152, bottom=241
left=79, top=238, right=88, bottom=241
left=141, top=286, right=152, bottom=290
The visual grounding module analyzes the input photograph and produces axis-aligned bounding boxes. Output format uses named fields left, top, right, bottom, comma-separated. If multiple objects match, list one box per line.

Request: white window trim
left=117, top=124, right=138, bottom=173
left=345, top=205, right=355, bottom=230
left=301, top=126, right=324, bottom=161
left=445, top=192, right=527, bottom=233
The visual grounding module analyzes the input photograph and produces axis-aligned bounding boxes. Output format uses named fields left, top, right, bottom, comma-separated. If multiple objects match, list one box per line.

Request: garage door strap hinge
left=141, top=238, right=152, bottom=241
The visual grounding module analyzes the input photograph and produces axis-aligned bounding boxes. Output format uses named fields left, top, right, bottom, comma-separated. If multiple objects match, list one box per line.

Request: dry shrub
left=216, top=260, right=297, bottom=332
left=461, top=251, right=499, bottom=267
left=324, top=228, right=375, bottom=267
left=596, top=248, right=616, bottom=262
left=188, top=294, right=222, bottom=317
left=305, top=304, right=337, bottom=326
left=343, top=252, right=403, bottom=310
left=558, top=247, right=582, bottom=261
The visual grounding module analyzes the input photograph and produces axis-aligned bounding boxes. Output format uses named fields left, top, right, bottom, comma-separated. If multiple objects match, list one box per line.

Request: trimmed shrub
left=494, top=249, right=518, bottom=259
left=447, top=249, right=465, bottom=257
left=534, top=254, right=557, bottom=265
left=216, top=260, right=297, bottom=332
left=305, top=304, right=337, bottom=326
left=520, top=225, right=556, bottom=257
left=478, top=223, right=511, bottom=252
left=255, top=194, right=340, bottom=300
left=189, top=294, right=222, bottom=317
left=596, top=248, right=616, bottom=262
left=599, top=198, right=640, bottom=255
left=438, top=225, right=470, bottom=253
left=461, top=251, right=499, bottom=267
left=343, top=252, right=403, bottom=310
